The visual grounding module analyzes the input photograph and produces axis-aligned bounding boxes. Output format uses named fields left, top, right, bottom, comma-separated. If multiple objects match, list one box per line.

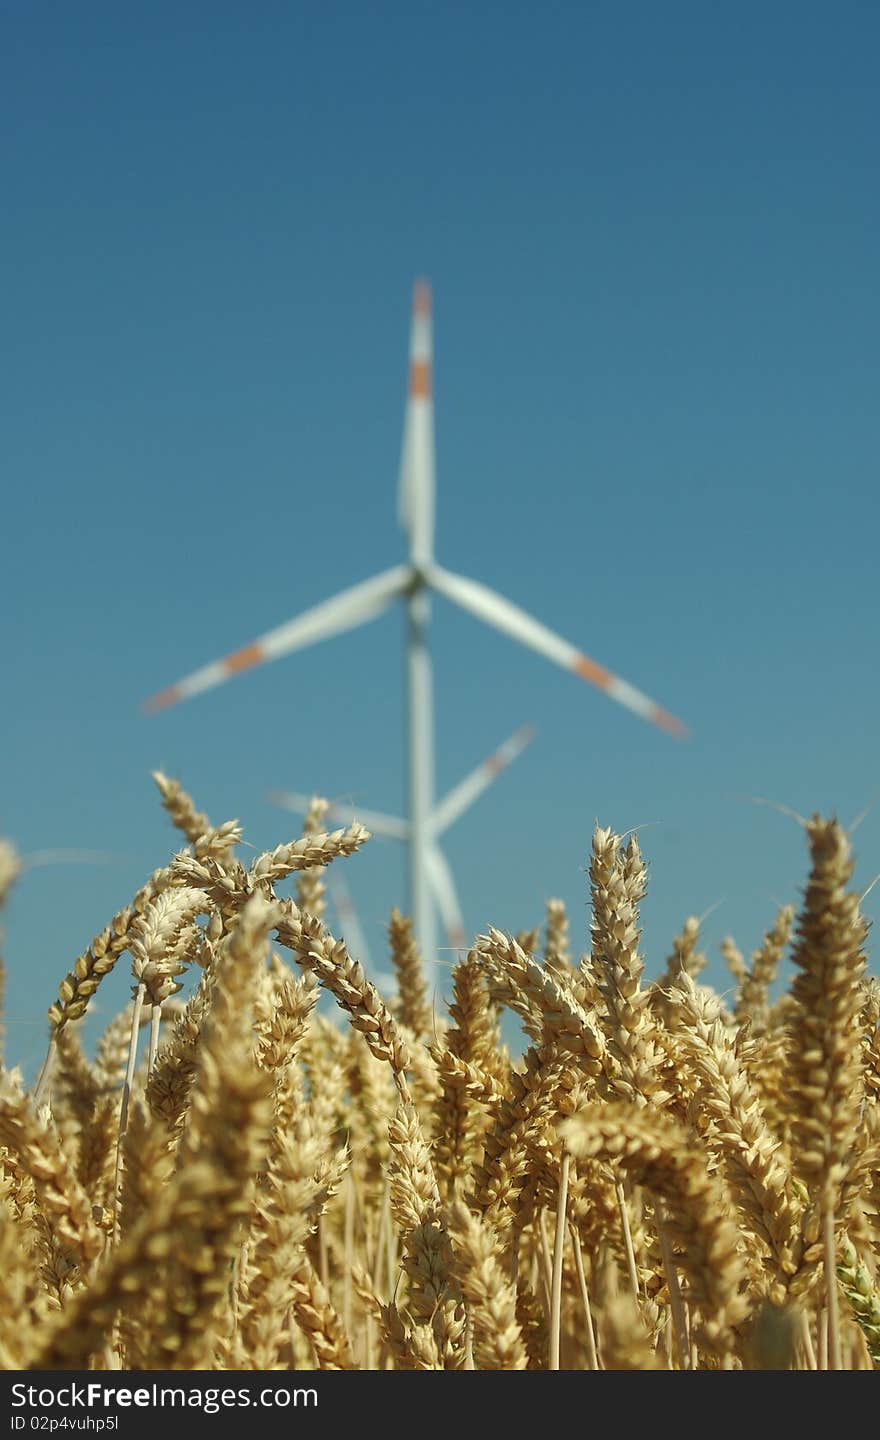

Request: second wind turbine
left=145, top=280, right=688, bottom=968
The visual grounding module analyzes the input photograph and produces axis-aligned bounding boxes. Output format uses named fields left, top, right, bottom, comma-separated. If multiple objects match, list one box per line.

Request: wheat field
left=0, top=774, right=877, bottom=1371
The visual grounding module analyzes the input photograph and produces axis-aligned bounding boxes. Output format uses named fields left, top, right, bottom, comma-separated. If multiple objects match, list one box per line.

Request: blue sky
left=3, top=2, right=879, bottom=1070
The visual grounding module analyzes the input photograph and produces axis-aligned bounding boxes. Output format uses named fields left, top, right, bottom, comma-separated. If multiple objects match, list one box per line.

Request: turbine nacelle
left=269, top=723, right=538, bottom=955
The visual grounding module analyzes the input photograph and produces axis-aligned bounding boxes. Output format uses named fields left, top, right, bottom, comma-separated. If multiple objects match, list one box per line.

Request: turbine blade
left=20, top=849, right=119, bottom=871
left=398, top=278, right=435, bottom=562
left=266, top=789, right=318, bottom=818
left=144, top=564, right=412, bottom=712
left=428, top=564, right=688, bottom=737
left=268, top=790, right=409, bottom=841
left=431, top=724, right=537, bottom=837
left=426, top=844, right=467, bottom=952
left=328, top=873, right=374, bottom=972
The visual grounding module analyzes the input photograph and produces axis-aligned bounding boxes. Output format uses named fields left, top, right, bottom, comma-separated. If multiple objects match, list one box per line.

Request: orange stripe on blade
left=410, top=359, right=431, bottom=397
left=573, top=654, right=611, bottom=690
left=485, top=753, right=504, bottom=777
left=143, top=685, right=182, bottom=714
left=224, top=642, right=265, bottom=677
left=651, top=706, right=690, bottom=739
left=413, top=279, right=431, bottom=316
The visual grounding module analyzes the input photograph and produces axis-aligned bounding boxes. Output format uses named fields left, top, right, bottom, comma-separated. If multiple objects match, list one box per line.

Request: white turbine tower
left=145, top=280, right=688, bottom=968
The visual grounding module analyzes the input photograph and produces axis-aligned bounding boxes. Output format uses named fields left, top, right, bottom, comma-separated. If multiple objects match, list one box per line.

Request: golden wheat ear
left=5, top=780, right=878, bottom=1370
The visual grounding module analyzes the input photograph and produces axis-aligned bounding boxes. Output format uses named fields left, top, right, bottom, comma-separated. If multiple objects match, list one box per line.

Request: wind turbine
left=145, top=279, right=688, bottom=968
left=269, top=721, right=537, bottom=951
